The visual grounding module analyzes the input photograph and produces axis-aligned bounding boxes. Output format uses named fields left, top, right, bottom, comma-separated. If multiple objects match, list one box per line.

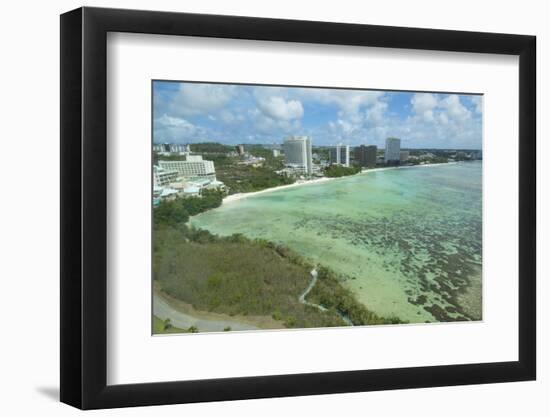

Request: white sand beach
left=225, top=166, right=396, bottom=204
left=222, top=162, right=457, bottom=205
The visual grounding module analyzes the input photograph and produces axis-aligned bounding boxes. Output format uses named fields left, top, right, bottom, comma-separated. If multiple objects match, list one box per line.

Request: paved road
left=153, top=293, right=259, bottom=332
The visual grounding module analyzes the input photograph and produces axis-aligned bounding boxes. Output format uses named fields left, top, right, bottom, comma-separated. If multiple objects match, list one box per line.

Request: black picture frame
left=60, top=6, right=536, bottom=410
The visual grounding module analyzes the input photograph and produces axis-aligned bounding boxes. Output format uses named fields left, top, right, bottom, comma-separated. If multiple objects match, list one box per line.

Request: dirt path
left=298, top=268, right=328, bottom=312
left=298, top=268, right=354, bottom=326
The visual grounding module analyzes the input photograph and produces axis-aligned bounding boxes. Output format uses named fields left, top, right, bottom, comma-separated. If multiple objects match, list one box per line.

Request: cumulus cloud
left=298, top=89, right=383, bottom=113
left=324, top=92, right=481, bottom=148
left=411, top=93, right=439, bottom=122
left=156, top=114, right=195, bottom=128
left=399, top=93, right=480, bottom=148
left=219, top=110, right=245, bottom=125
left=153, top=81, right=482, bottom=148
left=154, top=114, right=201, bottom=142
left=171, top=83, right=235, bottom=116
left=248, top=107, right=301, bottom=135
left=365, top=100, right=389, bottom=125
left=256, top=96, right=304, bottom=121
left=469, top=95, right=483, bottom=114
left=411, top=93, right=438, bottom=114
left=440, top=94, right=471, bottom=121
left=305, top=89, right=389, bottom=144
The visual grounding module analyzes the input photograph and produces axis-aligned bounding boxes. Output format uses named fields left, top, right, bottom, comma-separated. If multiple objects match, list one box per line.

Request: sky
left=153, top=81, right=483, bottom=149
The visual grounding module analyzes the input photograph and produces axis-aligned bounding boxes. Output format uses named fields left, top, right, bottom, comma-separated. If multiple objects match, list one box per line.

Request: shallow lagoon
left=191, top=162, right=482, bottom=323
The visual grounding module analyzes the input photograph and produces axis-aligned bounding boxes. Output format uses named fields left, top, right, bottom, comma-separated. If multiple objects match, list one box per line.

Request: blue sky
left=153, top=81, right=483, bottom=149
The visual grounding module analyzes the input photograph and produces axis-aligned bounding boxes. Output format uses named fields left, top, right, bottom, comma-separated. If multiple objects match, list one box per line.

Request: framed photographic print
left=60, top=7, right=536, bottom=410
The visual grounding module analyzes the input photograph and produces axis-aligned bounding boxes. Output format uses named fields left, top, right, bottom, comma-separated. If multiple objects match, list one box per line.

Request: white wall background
left=0, top=0, right=546, bottom=415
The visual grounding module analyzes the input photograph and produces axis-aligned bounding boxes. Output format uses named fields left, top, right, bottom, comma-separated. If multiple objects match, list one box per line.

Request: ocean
left=190, top=161, right=482, bottom=323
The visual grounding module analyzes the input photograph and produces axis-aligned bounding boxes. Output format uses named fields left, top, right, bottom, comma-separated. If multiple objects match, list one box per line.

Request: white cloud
left=155, top=114, right=195, bottom=129
left=411, top=93, right=439, bottom=122
left=298, top=89, right=383, bottom=112
left=171, top=84, right=235, bottom=116
left=256, top=96, right=304, bottom=121
left=440, top=94, right=471, bottom=121
left=154, top=114, right=200, bottom=142
left=411, top=93, right=438, bottom=113
left=322, top=92, right=481, bottom=148
left=469, top=95, right=483, bottom=114
left=308, top=90, right=388, bottom=144
left=248, top=107, right=301, bottom=135
left=400, top=94, right=480, bottom=148
left=365, top=100, right=388, bottom=125
left=219, top=110, right=245, bottom=124
left=154, top=82, right=482, bottom=148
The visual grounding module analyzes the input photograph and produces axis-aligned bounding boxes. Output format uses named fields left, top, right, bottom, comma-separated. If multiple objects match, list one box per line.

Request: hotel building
left=235, top=144, right=245, bottom=155
left=153, top=166, right=179, bottom=187
left=283, top=136, right=313, bottom=176
left=330, top=143, right=350, bottom=167
left=354, top=145, right=377, bottom=168
left=158, top=155, right=216, bottom=181
left=153, top=143, right=191, bottom=154
left=384, top=137, right=401, bottom=164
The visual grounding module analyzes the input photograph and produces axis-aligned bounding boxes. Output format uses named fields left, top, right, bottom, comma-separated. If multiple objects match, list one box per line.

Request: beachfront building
left=329, top=143, right=350, bottom=167
left=153, top=165, right=179, bottom=187
left=400, top=150, right=410, bottom=163
left=158, top=155, right=216, bottom=181
left=153, top=142, right=191, bottom=155
left=283, top=136, right=313, bottom=176
left=384, top=137, right=401, bottom=164
left=354, top=145, right=377, bottom=168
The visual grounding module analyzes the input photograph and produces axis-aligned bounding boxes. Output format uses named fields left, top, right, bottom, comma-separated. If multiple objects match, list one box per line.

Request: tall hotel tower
left=283, top=136, right=313, bottom=176
left=330, top=143, right=350, bottom=167
left=384, top=137, right=401, bottom=164
left=355, top=145, right=377, bottom=168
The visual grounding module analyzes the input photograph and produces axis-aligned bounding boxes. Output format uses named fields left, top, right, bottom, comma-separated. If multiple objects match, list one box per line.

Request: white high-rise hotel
left=330, top=143, right=350, bottom=167
left=384, top=137, right=401, bottom=163
left=283, top=136, right=313, bottom=176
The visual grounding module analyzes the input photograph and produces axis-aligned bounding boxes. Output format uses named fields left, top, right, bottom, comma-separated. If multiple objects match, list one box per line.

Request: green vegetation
left=324, top=165, right=361, bottom=177
left=152, top=141, right=408, bottom=330
left=312, top=146, right=330, bottom=162
left=155, top=225, right=346, bottom=328
left=153, top=316, right=202, bottom=334
left=153, top=316, right=195, bottom=334
left=153, top=190, right=223, bottom=227
left=154, top=220, right=403, bottom=329
left=243, top=144, right=276, bottom=160
left=307, top=267, right=404, bottom=325
left=155, top=142, right=293, bottom=195
left=190, top=142, right=234, bottom=154
left=211, top=153, right=294, bottom=194
left=220, top=165, right=294, bottom=194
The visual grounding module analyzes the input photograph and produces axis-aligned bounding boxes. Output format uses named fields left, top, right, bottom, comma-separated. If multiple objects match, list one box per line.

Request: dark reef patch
left=293, top=206, right=482, bottom=322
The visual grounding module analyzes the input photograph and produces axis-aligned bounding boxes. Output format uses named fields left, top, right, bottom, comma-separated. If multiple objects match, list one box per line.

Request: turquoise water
left=191, top=162, right=482, bottom=323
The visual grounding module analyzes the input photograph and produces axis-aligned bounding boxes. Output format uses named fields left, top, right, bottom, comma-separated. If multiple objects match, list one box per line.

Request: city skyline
left=153, top=81, right=483, bottom=149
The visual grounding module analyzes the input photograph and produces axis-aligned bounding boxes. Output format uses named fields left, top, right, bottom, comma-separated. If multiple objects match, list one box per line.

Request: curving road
left=153, top=293, right=259, bottom=333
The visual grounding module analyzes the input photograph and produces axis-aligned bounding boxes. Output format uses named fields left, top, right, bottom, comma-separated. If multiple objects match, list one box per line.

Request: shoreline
left=184, top=160, right=479, bottom=325
left=222, top=161, right=459, bottom=205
